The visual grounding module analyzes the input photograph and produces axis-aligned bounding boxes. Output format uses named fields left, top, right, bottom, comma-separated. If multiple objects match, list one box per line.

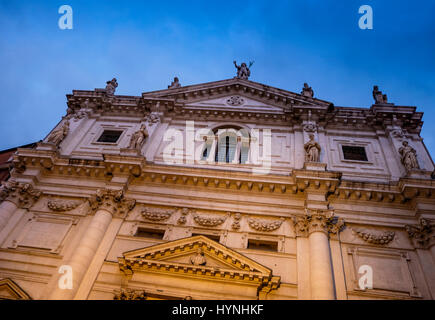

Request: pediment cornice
left=118, top=235, right=280, bottom=290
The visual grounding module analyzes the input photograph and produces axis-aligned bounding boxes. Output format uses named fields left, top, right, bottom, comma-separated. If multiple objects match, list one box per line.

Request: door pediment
left=118, top=235, right=280, bottom=292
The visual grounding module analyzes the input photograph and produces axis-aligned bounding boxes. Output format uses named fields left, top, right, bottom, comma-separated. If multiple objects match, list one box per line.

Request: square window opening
left=342, top=145, right=368, bottom=161
left=97, top=130, right=123, bottom=143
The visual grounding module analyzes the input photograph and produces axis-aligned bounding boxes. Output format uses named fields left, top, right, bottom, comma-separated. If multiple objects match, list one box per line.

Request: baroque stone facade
left=0, top=74, right=434, bottom=300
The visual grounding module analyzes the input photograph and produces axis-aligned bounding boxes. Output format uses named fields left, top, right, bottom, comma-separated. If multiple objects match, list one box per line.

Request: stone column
left=0, top=181, right=41, bottom=232
left=293, top=210, right=344, bottom=300
left=48, top=188, right=135, bottom=300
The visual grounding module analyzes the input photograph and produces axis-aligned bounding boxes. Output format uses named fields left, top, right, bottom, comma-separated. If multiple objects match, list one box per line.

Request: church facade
left=0, top=65, right=434, bottom=300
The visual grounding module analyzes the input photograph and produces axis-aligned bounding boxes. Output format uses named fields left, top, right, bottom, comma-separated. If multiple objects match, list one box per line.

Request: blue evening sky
left=0, top=0, right=434, bottom=159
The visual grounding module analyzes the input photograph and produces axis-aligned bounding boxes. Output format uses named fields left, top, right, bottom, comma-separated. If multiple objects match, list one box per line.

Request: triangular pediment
left=186, top=95, right=284, bottom=112
left=0, top=278, right=32, bottom=300
left=118, top=236, right=280, bottom=290
left=142, top=78, right=331, bottom=110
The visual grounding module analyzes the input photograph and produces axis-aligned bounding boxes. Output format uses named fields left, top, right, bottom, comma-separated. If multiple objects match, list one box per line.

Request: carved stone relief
left=141, top=207, right=174, bottom=222
left=177, top=208, right=191, bottom=225
left=113, top=289, right=147, bottom=300
left=352, top=228, right=395, bottom=245
left=231, top=213, right=242, bottom=230
left=193, top=212, right=227, bottom=227
left=0, top=181, right=41, bottom=209
left=88, top=188, right=136, bottom=217
left=248, top=217, right=284, bottom=232
left=226, top=96, right=245, bottom=106
left=47, top=199, right=82, bottom=212
left=405, top=218, right=434, bottom=249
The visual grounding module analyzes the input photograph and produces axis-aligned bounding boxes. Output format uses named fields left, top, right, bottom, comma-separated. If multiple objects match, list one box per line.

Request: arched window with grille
left=201, top=126, right=250, bottom=164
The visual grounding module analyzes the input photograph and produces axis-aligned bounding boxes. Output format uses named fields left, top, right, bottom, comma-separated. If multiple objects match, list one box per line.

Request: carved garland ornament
left=193, top=213, right=227, bottom=227
left=0, top=181, right=42, bottom=209
left=88, top=188, right=136, bottom=217
left=352, top=228, right=395, bottom=245
left=248, top=217, right=285, bottom=232
left=141, top=207, right=174, bottom=221
left=47, top=199, right=82, bottom=212
left=177, top=207, right=191, bottom=225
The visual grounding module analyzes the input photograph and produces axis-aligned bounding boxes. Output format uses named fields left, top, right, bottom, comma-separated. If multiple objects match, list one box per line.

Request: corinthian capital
left=405, top=218, right=434, bottom=249
left=0, top=181, right=42, bottom=209
left=293, top=209, right=344, bottom=238
left=88, top=188, right=136, bottom=217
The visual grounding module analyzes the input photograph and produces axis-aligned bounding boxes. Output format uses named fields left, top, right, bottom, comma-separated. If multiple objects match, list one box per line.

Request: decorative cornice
left=0, top=181, right=41, bottom=209
left=405, top=218, right=434, bottom=249
left=88, top=188, right=136, bottom=217
left=193, top=212, right=228, bottom=227
left=248, top=217, right=284, bottom=232
left=47, top=199, right=82, bottom=212
left=352, top=228, right=395, bottom=245
left=292, top=209, right=344, bottom=237
left=141, top=207, right=174, bottom=221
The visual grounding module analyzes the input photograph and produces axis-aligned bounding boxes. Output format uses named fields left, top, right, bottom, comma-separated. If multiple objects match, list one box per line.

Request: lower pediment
left=118, top=236, right=280, bottom=294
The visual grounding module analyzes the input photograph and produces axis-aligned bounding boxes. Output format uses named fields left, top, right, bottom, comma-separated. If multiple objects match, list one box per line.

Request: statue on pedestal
left=105, top=78, right=118, bottom=95
left=304, top=134, right=321, bottom=162
left=301, top=83, right=314, bottom=98
left=168, top=77, right=181, bottom=89
left=372, top=85, right=388, bottom=104
left=128, top=124, right=149, bottom=150
left=234, top=61, right=254, bottom=80
left=399, top=141, right=420, bottom=171
left=47, top=120, right=70, bottom=147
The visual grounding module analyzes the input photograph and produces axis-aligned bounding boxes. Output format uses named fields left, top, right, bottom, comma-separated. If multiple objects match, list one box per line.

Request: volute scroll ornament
left=292, top=210, right=344, bottom=237
left=113, top=288, right=147, bottom=300
left=46, top=120, right=69, bottom=147
left=0, top=181, right=42, bottom=209
left=405, top=218, right=434, bottom=249
left=248, top=217, right=285, bottom=232
left=88, top=188, right=136, bottom=217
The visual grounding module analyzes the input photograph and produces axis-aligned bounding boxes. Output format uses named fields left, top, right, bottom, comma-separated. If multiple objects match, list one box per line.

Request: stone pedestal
left=120, top=148, right=141, bottom=157
left=304, top=162, right=327, bottom=171
left=36, top=142, right=58, bottom=151
left=406, top=169, right=432, bottom=180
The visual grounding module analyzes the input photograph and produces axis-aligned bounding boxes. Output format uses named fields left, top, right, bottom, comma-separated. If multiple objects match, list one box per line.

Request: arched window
left=201, top=126, right=250, bottom=164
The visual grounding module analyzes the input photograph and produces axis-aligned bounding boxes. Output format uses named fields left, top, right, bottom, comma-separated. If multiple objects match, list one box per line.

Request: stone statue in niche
left=301, top=83, right=314, bottom=98
left=168, top=77, right=181, bottom=89
left=304, top=134, right=321, bottom=162
left=105, top=78, right=118, bottom=95
left=47, top=120, right=70, bottom=147
left=190, top=248, right=206, bottom=266
left=128, top=124, right=149, bottom=150
left=399, top=141, right=420, bottom=171
left=233, top=61, right=253, bottom=80
left=372, top=85, right=388, bottom=104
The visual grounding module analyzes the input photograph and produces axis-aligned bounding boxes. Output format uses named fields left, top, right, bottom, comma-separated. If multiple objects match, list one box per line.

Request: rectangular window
left=97, top=130, right=122, bottom=143
left=192, top=233, right=220, bottom=242
left=342, top=146, right=368, bottom=161
left=247, top=239, right=278, bottom=252
left=135, top=228, right=165, bottom=240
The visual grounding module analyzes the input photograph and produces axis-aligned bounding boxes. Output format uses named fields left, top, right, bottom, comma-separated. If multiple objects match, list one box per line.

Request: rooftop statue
left=372, top=85, right=388, bottom=104
left=301, top=83, right=314, bottom=98
left=234, top=60, right=254, bottom=80
left=105, top=78, right=118, bottom=95
left=168, top=77, right=181, bottom=89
